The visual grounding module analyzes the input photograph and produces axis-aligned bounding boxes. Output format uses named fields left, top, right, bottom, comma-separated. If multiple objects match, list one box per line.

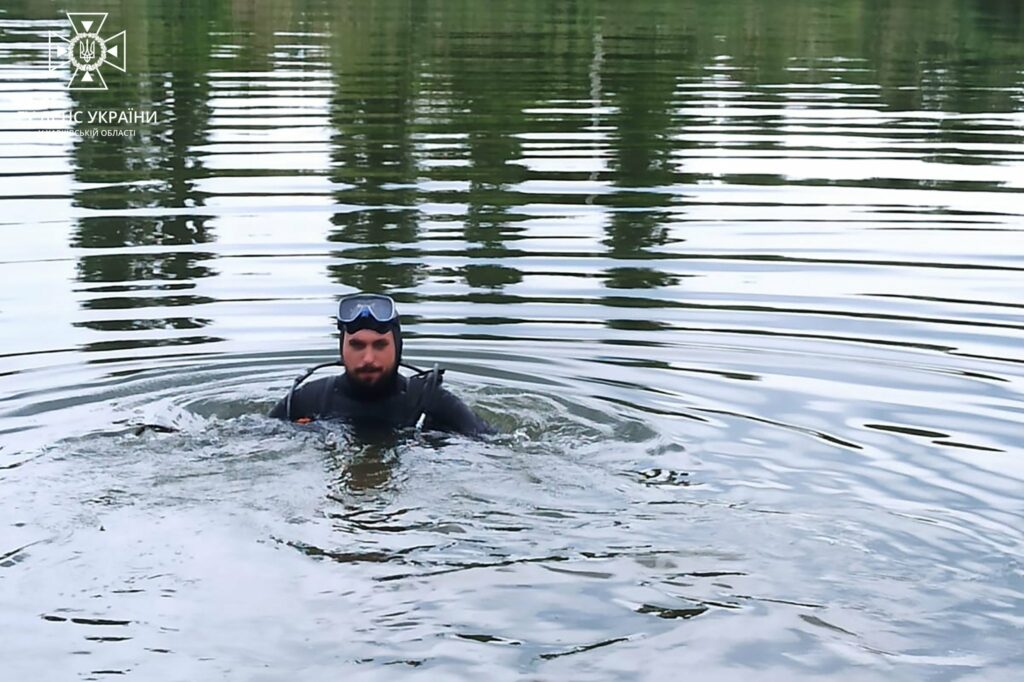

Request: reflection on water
left=1, top=0, right=1023, bottom=678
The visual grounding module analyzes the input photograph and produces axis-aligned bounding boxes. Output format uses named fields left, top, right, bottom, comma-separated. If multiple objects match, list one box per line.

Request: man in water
left=270, top=293, right=494, bottom=436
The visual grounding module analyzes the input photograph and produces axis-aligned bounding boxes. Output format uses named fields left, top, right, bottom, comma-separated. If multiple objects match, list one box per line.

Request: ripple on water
left=0, top=345, right=1021, bottom=677
left=3, top=1, right=1024, bottom=678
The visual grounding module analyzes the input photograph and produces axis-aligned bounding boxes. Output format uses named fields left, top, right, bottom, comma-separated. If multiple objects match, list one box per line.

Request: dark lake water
left=2, top=1, right=1023, bottom=679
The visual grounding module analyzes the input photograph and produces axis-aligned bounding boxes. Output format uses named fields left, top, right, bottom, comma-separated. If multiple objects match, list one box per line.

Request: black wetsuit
left=269, top=371, right=493, bottom=437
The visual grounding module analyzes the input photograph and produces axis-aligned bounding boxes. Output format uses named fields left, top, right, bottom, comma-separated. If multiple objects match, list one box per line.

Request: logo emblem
left=48, top=13, right=126, bottom=90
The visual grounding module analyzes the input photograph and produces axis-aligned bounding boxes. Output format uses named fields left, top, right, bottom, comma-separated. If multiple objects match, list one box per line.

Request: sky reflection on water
left=1, top=0, right=1023, bottom=679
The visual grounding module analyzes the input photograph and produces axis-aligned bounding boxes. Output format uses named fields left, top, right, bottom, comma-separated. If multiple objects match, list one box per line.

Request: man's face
left=342, top=328, right=397, bottom=387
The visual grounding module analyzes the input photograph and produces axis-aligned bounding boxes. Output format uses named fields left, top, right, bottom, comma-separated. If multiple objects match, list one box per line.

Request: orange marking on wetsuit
left=295, top=417, right=312, bottom=425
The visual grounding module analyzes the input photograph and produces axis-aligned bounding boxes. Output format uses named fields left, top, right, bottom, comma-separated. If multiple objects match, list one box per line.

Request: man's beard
left=347, top=364, right=397, bottom=397
left=352, top=365, right=385, bottom=385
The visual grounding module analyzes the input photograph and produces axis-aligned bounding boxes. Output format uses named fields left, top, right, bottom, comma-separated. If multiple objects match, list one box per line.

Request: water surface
left=1, top=1, right=1023, bottom=679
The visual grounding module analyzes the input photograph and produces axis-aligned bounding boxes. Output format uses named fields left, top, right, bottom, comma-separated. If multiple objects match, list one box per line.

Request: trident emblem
left=47, top=13, right=127, bottom=90
left=79, top=40, right=96, bottom=63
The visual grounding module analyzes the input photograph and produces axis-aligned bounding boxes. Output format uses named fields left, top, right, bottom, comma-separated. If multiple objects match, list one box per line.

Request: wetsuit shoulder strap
left=405, top=364, right=445, bottom=428
left=285, top=360, right=342, bottom=421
